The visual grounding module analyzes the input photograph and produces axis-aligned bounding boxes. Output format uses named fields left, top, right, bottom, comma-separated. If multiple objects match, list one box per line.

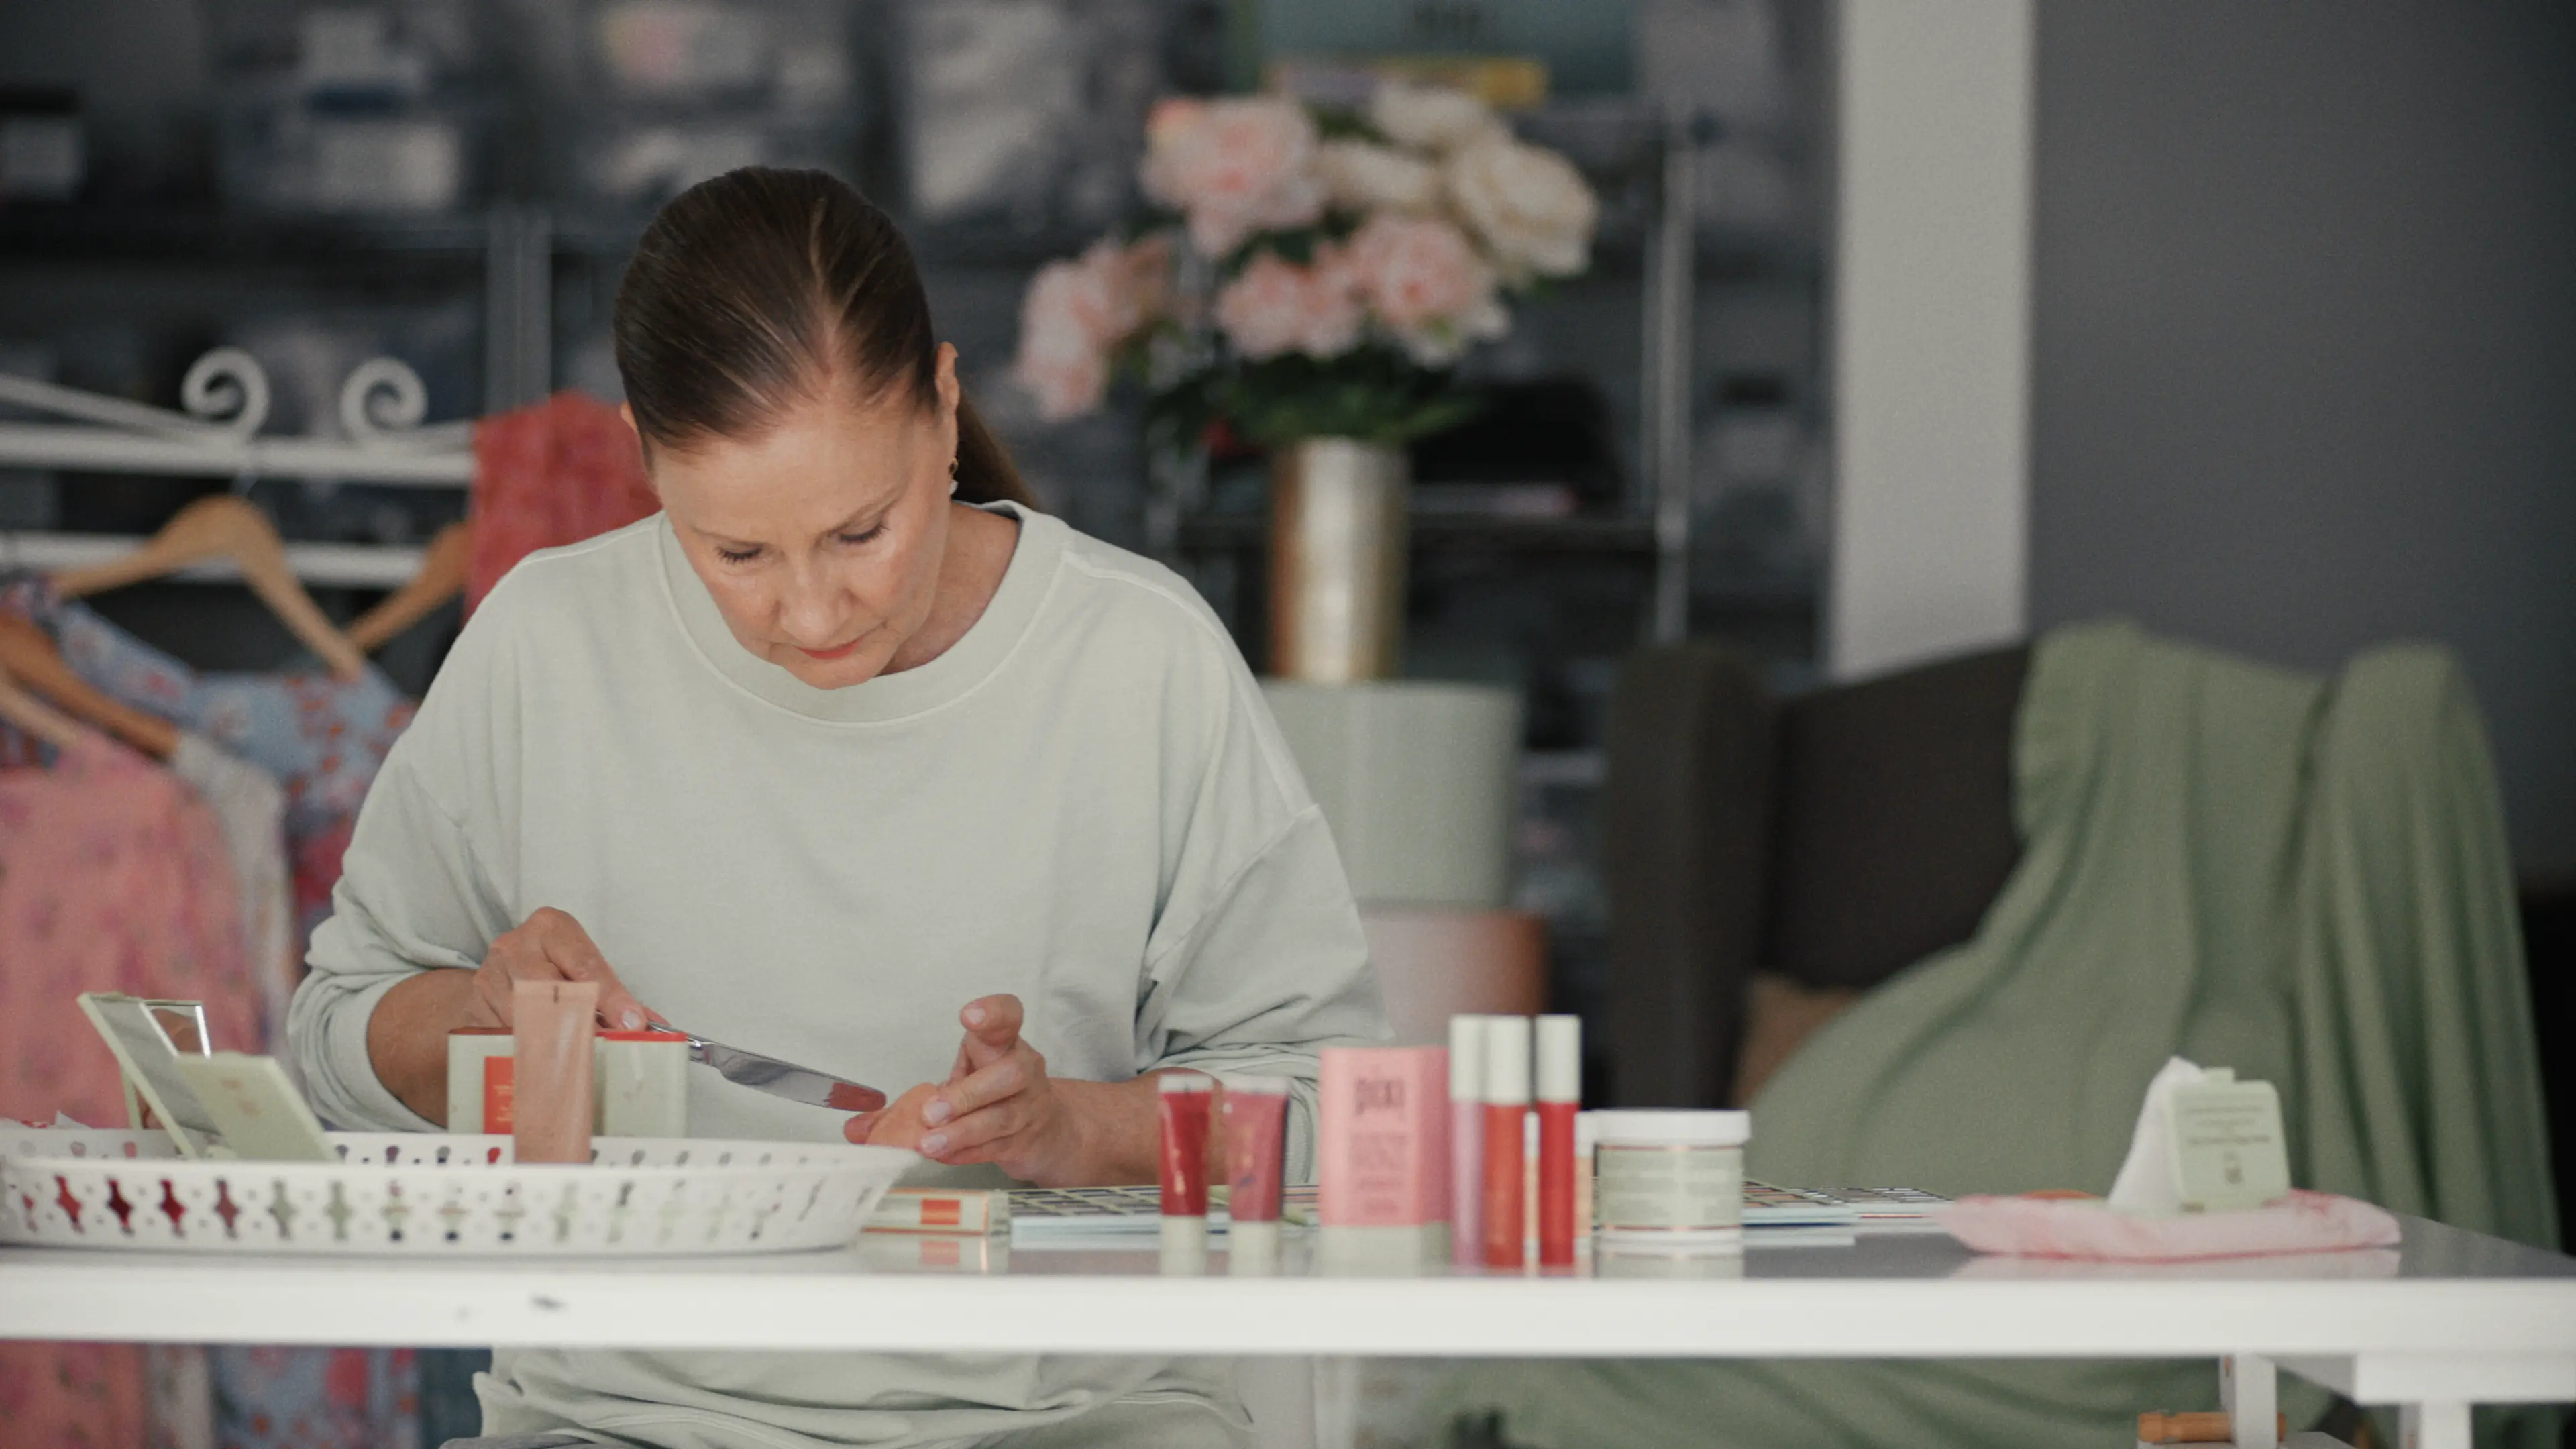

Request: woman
left=290, top=167, right=1385, bottom=1449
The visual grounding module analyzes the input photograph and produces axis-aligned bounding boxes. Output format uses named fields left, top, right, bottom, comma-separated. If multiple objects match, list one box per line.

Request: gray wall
left=2028, top=0, right=2576, bottom=876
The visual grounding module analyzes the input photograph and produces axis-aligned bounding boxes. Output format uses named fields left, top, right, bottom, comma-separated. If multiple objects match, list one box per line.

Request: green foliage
left=1201, top=345, right=1485, bottom=449
left=1309, top=106, right=1385, bottom=143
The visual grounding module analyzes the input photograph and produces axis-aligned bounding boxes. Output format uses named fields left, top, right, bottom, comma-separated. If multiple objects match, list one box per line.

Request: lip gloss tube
left=1481, top=1016, right=1530, bottom=1269
left=1450, top=1016, right=1487, bottom=1267
left=1157, top=1073, right=1214, bottom=1265
left=1219, top=1076, right=1290, bottom=1274
left=1536, top=1014, right=1582, bottom=1265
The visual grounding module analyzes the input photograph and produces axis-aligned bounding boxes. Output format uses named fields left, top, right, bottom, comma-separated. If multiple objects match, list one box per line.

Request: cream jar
left=1591, top=1109, right=1751, bottom=1248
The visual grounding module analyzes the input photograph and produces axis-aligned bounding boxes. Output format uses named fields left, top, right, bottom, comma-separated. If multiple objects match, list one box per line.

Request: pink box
left=1318, top=1046, right=1450, bottom=1228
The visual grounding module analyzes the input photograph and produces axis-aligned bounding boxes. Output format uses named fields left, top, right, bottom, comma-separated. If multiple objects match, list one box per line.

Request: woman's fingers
left=468, top=908, right=653, bottom=1031
left=921, top=1046, right=1045, bottom=1158
left=947, top=993, right=1021, bottom=1081
left=961, top=994, right=1022, bottom=1038
left=527, top=910, right=651, bottom=1030
left=920, top=1094, right=1028, bottom=1160
left=928, top=1051, right=1028, bottom=1126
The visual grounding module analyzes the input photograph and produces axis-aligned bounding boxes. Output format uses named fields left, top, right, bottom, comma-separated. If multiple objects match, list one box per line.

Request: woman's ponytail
left=953, top=391, right=1038, bottom=509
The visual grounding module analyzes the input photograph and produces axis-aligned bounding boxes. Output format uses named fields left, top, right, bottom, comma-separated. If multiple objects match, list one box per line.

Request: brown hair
left=614, top=166, right=1036, bottom=509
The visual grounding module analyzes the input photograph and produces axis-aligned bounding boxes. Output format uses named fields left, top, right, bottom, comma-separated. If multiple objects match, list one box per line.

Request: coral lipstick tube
left=1480, top=1016, right=1531, bottom=1269
left=1536, top=1014, right=1582, bottom=1265
left=1449, top=1015, right=1487, bottom=1267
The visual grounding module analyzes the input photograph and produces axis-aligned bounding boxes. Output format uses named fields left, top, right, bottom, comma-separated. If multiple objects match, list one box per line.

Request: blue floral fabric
left=0, top=576, right=415, bottom=946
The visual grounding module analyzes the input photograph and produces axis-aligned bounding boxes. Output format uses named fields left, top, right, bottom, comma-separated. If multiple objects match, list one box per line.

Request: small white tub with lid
left=1589, top=1108, right=1752, bottom=1249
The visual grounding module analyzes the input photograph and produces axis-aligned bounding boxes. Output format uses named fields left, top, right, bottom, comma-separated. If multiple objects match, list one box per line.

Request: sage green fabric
left=1425, top=620, right=2557, bottom=1448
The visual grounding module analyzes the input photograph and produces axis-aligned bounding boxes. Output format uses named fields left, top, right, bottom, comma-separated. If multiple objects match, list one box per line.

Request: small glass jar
left=1591, top=1109, right=1752, bottom=1248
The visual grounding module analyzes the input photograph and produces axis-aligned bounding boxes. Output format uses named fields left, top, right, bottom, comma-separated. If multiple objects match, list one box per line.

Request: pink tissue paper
left=1940, top=1189, right=2402, bottom=1261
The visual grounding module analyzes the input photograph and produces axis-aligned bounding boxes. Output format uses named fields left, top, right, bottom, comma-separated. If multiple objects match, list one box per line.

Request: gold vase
left=1269, top=437, right=1409, bottom=682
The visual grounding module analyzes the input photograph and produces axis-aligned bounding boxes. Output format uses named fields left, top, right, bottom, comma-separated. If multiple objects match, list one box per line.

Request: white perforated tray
left=0, top=1127, right=913, bottom=1257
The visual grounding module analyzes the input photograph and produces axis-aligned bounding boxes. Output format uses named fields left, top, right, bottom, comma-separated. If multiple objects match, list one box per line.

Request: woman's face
left=640, top=345, right=963, bottom=690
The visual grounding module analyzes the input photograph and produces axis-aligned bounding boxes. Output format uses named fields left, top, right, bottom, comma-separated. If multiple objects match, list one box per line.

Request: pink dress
left=466, top=391, right=659, bottom=612
left=0, top=732, right=254, bottom=1449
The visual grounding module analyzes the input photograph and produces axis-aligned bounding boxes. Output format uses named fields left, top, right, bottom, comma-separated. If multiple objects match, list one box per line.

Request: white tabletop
left=5, top=1216, right=2573, bottom=1386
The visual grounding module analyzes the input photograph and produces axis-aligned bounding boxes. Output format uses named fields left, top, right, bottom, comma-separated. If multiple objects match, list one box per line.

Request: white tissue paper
left=2105, top=1056, right=2208, bottom=1216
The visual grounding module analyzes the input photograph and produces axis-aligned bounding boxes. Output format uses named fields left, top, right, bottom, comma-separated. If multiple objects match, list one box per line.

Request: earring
left=947, top=456, right=961, bottom=496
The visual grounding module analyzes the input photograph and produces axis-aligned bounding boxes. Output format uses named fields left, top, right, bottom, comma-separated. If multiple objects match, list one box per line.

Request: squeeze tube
left=1158, top=1073, right=1215, bottom=1252
left=511, top=979, right=598, bottom=1164
left=1220, top=1076, right=1290, bottom=1269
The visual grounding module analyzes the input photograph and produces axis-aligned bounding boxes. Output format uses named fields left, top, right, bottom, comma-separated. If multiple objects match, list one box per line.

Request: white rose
left=1446, top=133, right=1599, bottom=281
left=1316, top=140, right=1440, bottom=215
left=1368, top=82, right=1505, bottom=154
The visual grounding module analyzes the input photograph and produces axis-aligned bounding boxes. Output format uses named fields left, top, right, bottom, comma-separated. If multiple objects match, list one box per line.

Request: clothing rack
left=0, top=348, right=471, bottom=588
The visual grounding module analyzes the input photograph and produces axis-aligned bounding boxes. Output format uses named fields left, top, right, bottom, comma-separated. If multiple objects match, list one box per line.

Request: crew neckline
left=656, top=501, right=1061, bottom=724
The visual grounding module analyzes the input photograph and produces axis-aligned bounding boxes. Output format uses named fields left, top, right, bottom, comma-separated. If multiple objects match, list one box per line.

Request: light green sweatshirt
left=290, top=504, right=1387, bottom=1448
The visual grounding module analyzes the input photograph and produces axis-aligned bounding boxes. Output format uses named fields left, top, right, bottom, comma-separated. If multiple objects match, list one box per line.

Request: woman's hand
left=843, top=994, right=1162, bottom=1187
left=461, top=907, right=655, bottom=1032
left=366, top=906, right=654, bottom=1124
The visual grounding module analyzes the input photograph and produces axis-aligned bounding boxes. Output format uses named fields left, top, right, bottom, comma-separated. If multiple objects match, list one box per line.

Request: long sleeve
left=1134, top=664, right=1390, bottom=1181
left=290, top=753, right=516, bottom=1130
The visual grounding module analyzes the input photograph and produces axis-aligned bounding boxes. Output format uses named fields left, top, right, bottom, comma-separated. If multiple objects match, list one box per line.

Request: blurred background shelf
left=0, top=206, right=500, bottom=260
left=1177, top=512, right=1663, bottom=555
left=0, top=529, right=425, bottom=588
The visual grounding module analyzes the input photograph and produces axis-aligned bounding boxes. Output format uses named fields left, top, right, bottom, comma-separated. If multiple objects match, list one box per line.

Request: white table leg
left=2225, top=1352, right=2281, bottom=1449
left=2400, top=1401, right=2471, bottom=1449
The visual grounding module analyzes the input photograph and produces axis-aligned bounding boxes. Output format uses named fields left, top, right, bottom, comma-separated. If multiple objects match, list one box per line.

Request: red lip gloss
left=1157, top=1073, right=1214, bottom=1265
left=1450, top=1015, right=1487, bottom=1267
left=1536, top=1014, right=1582, bottom=1266
left=1481, top=1016, right=1530, bottom=1269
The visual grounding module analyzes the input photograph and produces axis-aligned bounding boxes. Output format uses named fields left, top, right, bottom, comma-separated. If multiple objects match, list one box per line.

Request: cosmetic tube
left=1536, top=1014, right=1582, bottom=1265
left=1481, top=1015, right=1531, bottom=1268
left=1449, top=1015, right=1487, bottom=1266
left=1157, top=1073, right=1214, bottom=1256
left=1220, top=1076, right=1290, bottom=1272
left=511, top=980, right=597, bottom=1164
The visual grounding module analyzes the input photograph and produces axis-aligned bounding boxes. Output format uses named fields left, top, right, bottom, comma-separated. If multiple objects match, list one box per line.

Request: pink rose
left=1011, top=234, right=1171, bottom=421
left=1014, top=264, right=1112, bottom=421
left=1140, top=97, right=1326, bottom=256
left=1347, top=213, right=1507, bottom=364
left=1214, top=246, right=1364, bottom=362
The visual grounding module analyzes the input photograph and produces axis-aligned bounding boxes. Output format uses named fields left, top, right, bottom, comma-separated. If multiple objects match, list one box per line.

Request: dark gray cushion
left=1602, top=643, right=1776, bottom=1107
left=1764, top=645, right=2029, bottom=992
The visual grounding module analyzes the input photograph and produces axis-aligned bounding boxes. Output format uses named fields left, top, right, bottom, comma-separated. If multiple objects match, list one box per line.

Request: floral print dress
left=0, top=577, right=414, bottom=948
left=0, top=580, right=421, bottom=1449
left=0, top=732, right=253, bottom=1449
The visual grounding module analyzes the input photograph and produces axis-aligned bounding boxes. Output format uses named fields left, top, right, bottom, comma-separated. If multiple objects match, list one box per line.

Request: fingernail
left=920, top=1132, right=949, bottom=1155
left=923, top=1099, right=952, bottom=1126
left=621, top=1010, right=643, bottom=1030
left=964, top=1006, right=986, bottom=1027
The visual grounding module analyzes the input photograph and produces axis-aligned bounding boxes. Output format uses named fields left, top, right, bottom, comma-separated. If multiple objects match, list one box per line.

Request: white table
left=6, top=1217, right=2572, bottom=1449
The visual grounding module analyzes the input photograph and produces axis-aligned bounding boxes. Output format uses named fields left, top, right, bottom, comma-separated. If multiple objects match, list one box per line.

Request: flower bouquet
left=1010, top=82, right=1600, bottom=681
left=1011, top=82, right=1601, bottom=449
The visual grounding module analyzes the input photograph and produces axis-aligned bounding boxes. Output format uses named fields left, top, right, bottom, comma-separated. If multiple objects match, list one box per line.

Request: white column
left=1825, top=0, right=2035, bottom=679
